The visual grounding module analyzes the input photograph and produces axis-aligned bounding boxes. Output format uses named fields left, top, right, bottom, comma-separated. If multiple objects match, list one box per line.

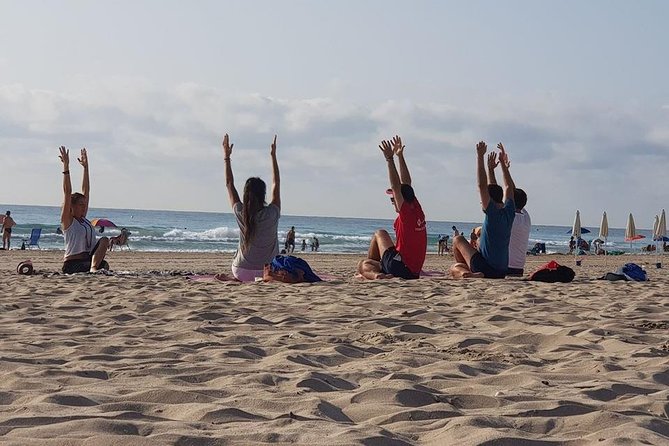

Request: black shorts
left=3, top=228, right=10, bottom=234
left=381, top=247, right=418, bottom=280
left=62, top=240, right=109, bottom=274
left=470, top=252, right=506, bottom=279
left=506, top=267, right=524, bottom=277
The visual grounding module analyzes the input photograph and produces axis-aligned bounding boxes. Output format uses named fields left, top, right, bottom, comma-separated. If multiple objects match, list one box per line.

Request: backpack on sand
left=270, top=255, right=322, bottom=283
left=529, top=260, right=575, bottom=283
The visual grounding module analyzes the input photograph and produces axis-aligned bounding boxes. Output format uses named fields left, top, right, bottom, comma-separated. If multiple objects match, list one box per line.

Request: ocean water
left=0, top=203, right=658, bottom=254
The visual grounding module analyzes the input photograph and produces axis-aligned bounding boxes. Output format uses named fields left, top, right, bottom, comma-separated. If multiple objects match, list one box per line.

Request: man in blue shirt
left=449, top=141, right=516, bottom=279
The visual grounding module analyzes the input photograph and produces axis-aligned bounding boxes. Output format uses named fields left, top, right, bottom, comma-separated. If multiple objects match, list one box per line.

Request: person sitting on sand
left=59, top=146, right=110, bottom=273
left=2, top=210, right=16, bottom=250
left=485, top=152, right=531, bottom=276
left=223, top=133, right=281, bottom=282
left=357, top=136, right=427, bottom=280
left=449, top=142, right=516, bottom=279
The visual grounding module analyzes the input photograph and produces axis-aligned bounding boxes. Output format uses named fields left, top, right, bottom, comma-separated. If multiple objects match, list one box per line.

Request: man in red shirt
left=357, top=136, right=427, bottom=280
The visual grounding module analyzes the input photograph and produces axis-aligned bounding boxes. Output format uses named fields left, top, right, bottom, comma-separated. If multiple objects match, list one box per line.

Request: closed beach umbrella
left=653, top=215, right=659, bottom=238
left=599, top=212, right=608, bottom=239
left=572, top=210, right=582, bottom=238
left=654, top=210, right=667, bottom=266
left=656, top=209, right=667, bottom=240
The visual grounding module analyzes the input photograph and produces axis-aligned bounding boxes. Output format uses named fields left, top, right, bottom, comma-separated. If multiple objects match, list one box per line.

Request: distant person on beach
left=301, top=239, right=307, bottom=251
left=452, top=226, right=460, bottom=238
left=486, top=152, right=531, bottom=276
left=223, top=133, right=281, bottom=282
left=568, top=236, right=576, bottom=254
left=437, top=234, right=449, bottom=255
left=2, top=211, right=16, bottom=250
left=311, top=236, right=319, bottom=252
left=358, top=136, right=427, bottom=280
left=59, top=146, right=110, bottom=273
left=449, top=142, right=515, bottom=279
left=286, top=226, right=296, bottom=253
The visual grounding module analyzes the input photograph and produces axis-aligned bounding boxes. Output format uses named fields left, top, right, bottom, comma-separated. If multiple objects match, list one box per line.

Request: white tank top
left=63, top=218, right=96, bottom=259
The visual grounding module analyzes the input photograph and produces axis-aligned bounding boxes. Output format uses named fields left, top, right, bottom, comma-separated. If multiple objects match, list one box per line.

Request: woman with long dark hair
left=223, top=134, right=281, bottom=281
left=59, top=146, right=110, bottom=273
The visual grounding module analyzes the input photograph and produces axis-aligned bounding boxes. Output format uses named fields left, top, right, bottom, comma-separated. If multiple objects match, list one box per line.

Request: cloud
left=0, top=80, right=668, bottom=226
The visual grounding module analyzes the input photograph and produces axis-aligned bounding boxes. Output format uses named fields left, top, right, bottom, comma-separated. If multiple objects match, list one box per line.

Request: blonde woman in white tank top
left=59, top=147, right=110, bottom=273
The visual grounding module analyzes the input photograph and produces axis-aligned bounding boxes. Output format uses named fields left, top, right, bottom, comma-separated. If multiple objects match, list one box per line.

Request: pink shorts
left=231, top=265, right=264, bottom=282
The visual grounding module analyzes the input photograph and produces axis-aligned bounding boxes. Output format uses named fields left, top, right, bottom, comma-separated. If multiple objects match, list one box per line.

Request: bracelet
left=63, top=170, right=70, bottom=175
left=224, top=158, right=230, bottom=161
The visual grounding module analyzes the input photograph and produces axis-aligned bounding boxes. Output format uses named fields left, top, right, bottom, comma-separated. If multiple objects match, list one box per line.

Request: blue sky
left=0, top=0, right=667, bottom=228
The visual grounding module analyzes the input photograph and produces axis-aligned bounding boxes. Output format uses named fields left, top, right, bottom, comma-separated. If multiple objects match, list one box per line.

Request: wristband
left=63, top=170, right=70, bottom=175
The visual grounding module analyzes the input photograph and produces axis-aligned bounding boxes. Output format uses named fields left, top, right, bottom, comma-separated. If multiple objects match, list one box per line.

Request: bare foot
left=462, top=271, right=484, bottom=278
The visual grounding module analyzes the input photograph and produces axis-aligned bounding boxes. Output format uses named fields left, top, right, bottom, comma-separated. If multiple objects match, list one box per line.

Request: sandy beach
left=0, top=250, right=667, bottom=445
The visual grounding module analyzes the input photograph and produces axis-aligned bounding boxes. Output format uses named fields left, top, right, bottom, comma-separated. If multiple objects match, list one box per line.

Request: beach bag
left=620, top=263, right=647, bottom=281
left=270, top=255, right=322, bottom=283
left=528, top=260, right=575, bottom=283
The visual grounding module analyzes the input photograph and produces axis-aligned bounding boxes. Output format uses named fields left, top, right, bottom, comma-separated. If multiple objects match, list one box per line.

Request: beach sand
left=0, top=250, right=668, bottom=445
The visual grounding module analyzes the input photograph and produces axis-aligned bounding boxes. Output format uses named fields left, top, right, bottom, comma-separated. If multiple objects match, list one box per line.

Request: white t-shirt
left=508, top=209, right=531, bottom=270
left=232, top=203, right=280, bottom=270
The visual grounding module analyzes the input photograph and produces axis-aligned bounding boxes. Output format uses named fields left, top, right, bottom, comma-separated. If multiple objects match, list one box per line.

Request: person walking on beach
left=2, top=211, right=16, bottom=250
left=449, top=142, right=516, bottom=279
left=485, top=151, right=531, bottom=276
left=223, top=133, right=281, bottom=282
left=59, top=147, right=110, bottom=273
left=358, top=136, right=427, bottom=280
left=301, top=239, right=307, bottom=251
left=285, top=226, right=296, bottom=253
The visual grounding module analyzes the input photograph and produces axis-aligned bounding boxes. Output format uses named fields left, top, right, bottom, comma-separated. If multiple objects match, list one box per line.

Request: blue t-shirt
left=478, top=199, right=516, bottom=271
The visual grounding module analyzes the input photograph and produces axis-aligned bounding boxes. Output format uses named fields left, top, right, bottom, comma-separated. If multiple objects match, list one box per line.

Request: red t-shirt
left=394, top=199, right=427, bottom=275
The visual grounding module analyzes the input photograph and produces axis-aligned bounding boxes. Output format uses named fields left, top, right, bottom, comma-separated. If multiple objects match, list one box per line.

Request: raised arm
left=380, top=139, right=403, bottom=210
left=486, top=152, right=499, bottom=185
left=78, top=148, right=90, bottom=216
left=497, top=143, right=515, bottom=203
left=269, top=135, right=280, bottom=209
left=59, top=146, right=74, bottom=229
left=476, top=141, right=490, bottom=211
left=222, top=134, right=241, bottom=208
left=392, top=135, right=411, bottom=186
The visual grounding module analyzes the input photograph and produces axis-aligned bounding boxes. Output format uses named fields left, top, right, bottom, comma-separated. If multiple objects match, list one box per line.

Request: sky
left=0, top=0, right=668, bottom=228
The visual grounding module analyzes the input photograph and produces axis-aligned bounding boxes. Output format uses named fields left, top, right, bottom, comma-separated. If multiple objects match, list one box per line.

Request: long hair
left=241, top=177, right=267, bottom=249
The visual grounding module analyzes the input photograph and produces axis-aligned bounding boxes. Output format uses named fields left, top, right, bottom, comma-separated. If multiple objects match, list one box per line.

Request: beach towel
left=270, top=255, right=322, bottom=283
left=528, top=260, right=575, bottom=283
left=620, top=263, right=647, bottom=281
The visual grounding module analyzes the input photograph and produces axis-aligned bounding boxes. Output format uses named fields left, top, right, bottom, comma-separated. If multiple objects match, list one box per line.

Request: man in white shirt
left=486, top=153, right=531, bottom=276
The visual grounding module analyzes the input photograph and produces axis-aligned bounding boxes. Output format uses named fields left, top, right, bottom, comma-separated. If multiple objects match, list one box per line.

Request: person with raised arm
left=223, top=134, right=281, bottom=282
left=357, top=136, right=427, bottom=280
left=59, top=147, right=110, bottom=273
left=486, top=150, right=531, bottom=276
left=449, top=142, right=515, bottom=279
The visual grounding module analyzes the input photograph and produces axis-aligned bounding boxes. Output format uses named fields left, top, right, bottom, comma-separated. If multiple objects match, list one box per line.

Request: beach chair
left=23, top=228, right=41, bottom=250
left=109, top=228, right=131, bottom=251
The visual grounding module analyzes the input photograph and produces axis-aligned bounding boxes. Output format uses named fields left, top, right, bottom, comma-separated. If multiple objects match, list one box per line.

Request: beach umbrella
left=599, top=212, right=609, bottom=240
left=625, top=213, right=645, bottom=251
left=90, top=218, right=117, bottom=228
left=599, top=212, right=609, bottom=265
left=655, top=209, right=666, bottom=241
left=655, top=209, right=667, bottom=267
left=572, top=210, right=582, bottom=238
